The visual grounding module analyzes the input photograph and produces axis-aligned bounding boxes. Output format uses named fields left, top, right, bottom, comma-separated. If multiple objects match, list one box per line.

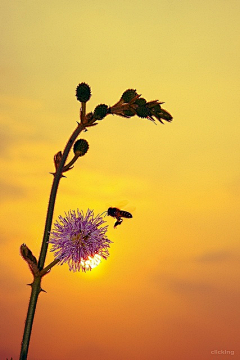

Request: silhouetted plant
left=19, top=83, right=173, bottom=359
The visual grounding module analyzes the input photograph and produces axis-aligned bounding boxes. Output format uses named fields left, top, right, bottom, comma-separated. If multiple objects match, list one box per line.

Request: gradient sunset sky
left=1, top=1, right=240, bottom=359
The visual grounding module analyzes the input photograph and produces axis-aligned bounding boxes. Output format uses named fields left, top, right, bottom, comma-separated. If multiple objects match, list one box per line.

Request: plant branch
left=19, top=277, right=41, bottom=360
left=19, top=106, right=86, bottom=360
left=39, top=259, right=60, bottom=277
left=38, top=121, right=85, bottom=270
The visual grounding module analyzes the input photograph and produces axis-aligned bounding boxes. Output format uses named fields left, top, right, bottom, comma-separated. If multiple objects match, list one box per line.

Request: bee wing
left=125, top=206, right=136, bottom=213
left=106, top=200, right=129, bottom=209
left=116, top=200, right=129, bottom=208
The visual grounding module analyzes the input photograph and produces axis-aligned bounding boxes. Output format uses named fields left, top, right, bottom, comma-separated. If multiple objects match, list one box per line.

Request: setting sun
left=81, top=254, right=102, bottom=271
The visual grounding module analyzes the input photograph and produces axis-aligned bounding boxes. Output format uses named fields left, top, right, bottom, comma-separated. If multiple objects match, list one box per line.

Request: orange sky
left=1, top=1, right=240, bottom=359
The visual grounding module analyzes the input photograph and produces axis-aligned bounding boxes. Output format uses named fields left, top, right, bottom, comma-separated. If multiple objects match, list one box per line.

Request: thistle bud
left=121, top=89, right=138, bottom=103
left=76, top=83, right=91, bottom=102
left=152, top=104, right=162, bottom=113
left=20, top=244, right=39, bottom=276
left=135, top=98, right=147, bottom=106
left=73, top=139, right=89, bottom=156
left=93, top=104, right=109, bottom=120
left=159, top=109, right=173, bottom=121
left=136, top=106, right=150, bottom=118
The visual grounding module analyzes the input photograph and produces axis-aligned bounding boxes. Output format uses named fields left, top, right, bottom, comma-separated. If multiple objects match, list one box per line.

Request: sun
left=80, top=254, right=102, bottom=271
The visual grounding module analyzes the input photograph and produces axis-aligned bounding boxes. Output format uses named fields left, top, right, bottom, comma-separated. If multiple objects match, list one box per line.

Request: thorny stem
left=38, top=121, right=85, bottom=270
left=19, top=107, right=86, bottom=360
left=19, top=277, right=41, bottom=360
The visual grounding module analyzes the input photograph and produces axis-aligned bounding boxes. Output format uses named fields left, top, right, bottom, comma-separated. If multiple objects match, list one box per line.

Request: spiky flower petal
left=49, top=209, right=112, bottom=272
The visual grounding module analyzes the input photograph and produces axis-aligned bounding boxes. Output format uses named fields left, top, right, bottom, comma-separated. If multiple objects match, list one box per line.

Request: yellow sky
left=1, top=1, right=240, bottom=359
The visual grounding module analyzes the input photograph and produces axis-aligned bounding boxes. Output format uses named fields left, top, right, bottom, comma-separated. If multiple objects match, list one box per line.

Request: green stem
left=39, top=258, right=60, bottom=277
left=81, top=102, right=86, bottom=122
left=19, top=277, right=41, bottom=360
left=19, top=111, right=86, bottom=359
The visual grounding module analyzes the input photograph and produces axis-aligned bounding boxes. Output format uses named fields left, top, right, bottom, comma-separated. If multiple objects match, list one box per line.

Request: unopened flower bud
left=152, top=104, right=162, bottom=113
left=93, top=104, right=109, bottom=120
left=76, top=83, right=91, bottom=102
left=73, top=139, right=89, bottom=156
left=20, top=244, right=39, bottom=276
left=136, top=106, right=149, bottom=118
left=135, top=98, right=147, bottom=106
left=159, top=109, right=173, bottom=121
left=121, top=89, right=138, bottom=103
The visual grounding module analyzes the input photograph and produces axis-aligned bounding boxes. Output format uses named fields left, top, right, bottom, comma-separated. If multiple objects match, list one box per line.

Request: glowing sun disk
left=81, top=254, right=102, bottom=270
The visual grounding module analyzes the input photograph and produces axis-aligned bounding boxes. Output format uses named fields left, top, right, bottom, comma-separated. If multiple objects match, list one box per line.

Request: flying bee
left=107, top=207, right=133, bottom=228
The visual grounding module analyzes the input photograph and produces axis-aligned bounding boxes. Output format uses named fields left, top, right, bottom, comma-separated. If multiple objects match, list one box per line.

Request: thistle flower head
left=49, top=209, right=112, bottom=272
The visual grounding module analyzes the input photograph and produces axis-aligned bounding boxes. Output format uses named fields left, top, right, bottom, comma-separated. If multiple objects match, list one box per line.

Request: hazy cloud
left=0, top=94, right=54, bottom=158
left=195, top=249, right=239, bottom=263
left=0, top=178, right=26, bottom=201
left=160, top=274, right=214, bottom=294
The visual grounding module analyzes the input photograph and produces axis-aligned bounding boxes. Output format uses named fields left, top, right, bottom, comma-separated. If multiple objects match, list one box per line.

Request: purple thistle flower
left=49, top=209, right=112, bottom=272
